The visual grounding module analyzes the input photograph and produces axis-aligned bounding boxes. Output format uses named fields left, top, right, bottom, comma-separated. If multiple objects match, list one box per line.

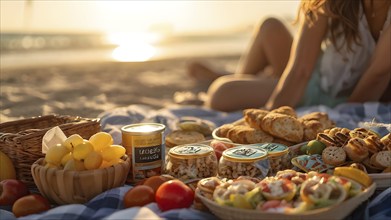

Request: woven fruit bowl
left=31, top=155, right=130, bottom=205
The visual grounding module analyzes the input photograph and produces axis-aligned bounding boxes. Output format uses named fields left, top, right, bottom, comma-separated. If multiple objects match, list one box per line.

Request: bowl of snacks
left=31, top=131, right=130, bottom=205
left=196, top=168, right=376, bottom=220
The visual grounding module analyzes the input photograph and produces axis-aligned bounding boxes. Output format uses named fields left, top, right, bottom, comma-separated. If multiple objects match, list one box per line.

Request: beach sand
left=0, top=55, right=239, bottom=122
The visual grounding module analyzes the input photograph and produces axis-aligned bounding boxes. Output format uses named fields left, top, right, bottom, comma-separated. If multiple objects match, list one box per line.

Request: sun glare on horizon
left=108, top=32, right=160, bottom=62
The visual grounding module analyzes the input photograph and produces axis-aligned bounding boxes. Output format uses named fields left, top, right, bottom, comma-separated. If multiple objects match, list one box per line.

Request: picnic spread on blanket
left=0, top=102, right=390, bottom=220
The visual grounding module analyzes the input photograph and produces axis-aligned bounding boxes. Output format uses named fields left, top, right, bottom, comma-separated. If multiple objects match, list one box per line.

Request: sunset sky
left=1, top=0, right=300, bottom=34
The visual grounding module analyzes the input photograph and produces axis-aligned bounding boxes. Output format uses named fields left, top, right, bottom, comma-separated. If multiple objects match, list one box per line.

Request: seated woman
left=188, top=0, right=391, bottom=112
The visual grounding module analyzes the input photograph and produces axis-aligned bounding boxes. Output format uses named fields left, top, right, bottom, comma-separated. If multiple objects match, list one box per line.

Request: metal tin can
left=121, top=123, right=165, bottom=184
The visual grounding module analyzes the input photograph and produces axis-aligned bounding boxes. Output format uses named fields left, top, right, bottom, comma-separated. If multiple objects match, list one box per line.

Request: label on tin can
left=121, top=123, right=165, bottom=184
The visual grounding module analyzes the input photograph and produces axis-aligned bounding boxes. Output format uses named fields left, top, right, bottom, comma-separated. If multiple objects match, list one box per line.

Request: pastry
left=301, top=120, right=325, bottom=141
left=349, top=163, right=368, bottom=173
left=381, top=133, right=391, bottom=151
left=322, top=146, right=347, bottom=166
left=270, top=106, right=297, bottom=118
left=299, top=112, right=335, bottom=141
left=227, top=125, right=273, bottom=144
left=370, top=151, right=391, bottom=169
left=217, top=124, right=235, bottom=138
left=165, top=130, right=205, bottom=148
left=316, top=133, right=339, bottom=147
left=261, top=113, right=303, bottom=143
left=349, top=128, right=377, bottom=139
left=343, top=138, right=369, bottom=162
left=364, top=135, right=384, bottom=154
left=243, top=108, right=269, bottom=129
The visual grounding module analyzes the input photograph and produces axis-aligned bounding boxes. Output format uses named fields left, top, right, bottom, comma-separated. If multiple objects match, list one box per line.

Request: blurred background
left=1, top=0, right=299, bottom=68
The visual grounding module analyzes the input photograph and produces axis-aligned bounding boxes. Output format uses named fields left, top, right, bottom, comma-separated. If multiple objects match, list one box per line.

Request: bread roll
left=270, top=106, right=297, bottom=118
left=227, top=125, right=273, bottom=144
left=364, top=135, right=384, bottom=154
left=343, top=138, right=369, bottom=162
left=299, top=112, right=335, bottom=141
left=217, top=124, right=235, bottom=138
left=243, top=108, right=269, bottom=129
left=381, top=133, right=391, bottom=151
left=370, top=151, right=391, bottom=169
left=261, top=113, right=303, bottom=143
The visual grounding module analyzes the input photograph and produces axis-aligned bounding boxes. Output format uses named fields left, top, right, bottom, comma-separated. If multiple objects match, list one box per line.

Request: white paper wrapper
left=42, top=126, right=67, bottom=154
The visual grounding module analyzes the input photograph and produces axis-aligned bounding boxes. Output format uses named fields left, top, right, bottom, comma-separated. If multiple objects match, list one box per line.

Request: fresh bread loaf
left=226, top=125, right=273, bottom=144
left=243, top=108, right=269, bottom=129
left=299, top=112, right=335, bottom=141
left=261, top=113, right=303, bottom=143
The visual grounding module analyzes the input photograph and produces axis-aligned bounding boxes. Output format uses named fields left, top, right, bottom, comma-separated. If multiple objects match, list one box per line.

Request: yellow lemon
left=333, top=167, right=372, bottom=188
left=0, top=150, right=16, bottom=180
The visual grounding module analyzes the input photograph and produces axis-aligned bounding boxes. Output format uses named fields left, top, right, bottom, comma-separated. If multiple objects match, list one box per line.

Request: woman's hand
left=349, top=24, right=391, bottom=102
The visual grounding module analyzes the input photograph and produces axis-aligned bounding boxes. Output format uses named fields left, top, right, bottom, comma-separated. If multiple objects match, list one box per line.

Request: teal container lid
left=222, top=145, right=268, bottom=162
left=250, top=143, right=289, bottom=157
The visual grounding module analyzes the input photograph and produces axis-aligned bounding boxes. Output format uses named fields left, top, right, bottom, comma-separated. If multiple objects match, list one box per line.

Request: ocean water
left=0, top=32, right=251, bottom=69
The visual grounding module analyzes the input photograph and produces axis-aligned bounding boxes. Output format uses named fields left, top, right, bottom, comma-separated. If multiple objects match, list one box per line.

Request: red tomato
left=155, top=180, right=194, bottom=211
left=210, top=141, right=229, bottom=160
left=12, top=194, right=51, bottom=217
left=123, top=185, right=155, bottom=208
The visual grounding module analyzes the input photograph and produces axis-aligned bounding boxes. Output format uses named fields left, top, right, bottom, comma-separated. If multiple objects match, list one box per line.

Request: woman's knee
left=258, top=17, right=286, bottom=34
left=205, top=76, right=239, bottom=111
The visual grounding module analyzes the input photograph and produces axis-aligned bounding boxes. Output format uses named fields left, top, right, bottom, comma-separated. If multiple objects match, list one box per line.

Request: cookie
left=165, top=130, right=205, bottom=148
left=322, top=146, right=346, bottom=166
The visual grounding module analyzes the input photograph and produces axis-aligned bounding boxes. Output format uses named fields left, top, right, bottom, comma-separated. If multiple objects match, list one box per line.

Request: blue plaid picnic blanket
left=1, top=102, right=390, bottom=219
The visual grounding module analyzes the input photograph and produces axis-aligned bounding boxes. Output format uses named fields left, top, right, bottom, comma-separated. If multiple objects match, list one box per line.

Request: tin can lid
left=222, top=145, right=268, bottom=162
left=250, top=143, right=289, bottom=157
left=121, top=123, right=165, bottom=135
left=169, top=144, right=213, bottom=158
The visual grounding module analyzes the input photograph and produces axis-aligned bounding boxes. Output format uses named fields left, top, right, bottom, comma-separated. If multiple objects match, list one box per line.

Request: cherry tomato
left=12, top=194, right=50, bottom=217
left=143, top=175, right=171, bottom=194
left=210, top=140, right=229, bottom=160
left=123, top=185, right=155, bottom=208
left=155, top=180, right=194, bottom=211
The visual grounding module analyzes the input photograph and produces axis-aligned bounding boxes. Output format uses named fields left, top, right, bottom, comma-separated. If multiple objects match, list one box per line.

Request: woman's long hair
left=297, top=0, right=361, bottom=52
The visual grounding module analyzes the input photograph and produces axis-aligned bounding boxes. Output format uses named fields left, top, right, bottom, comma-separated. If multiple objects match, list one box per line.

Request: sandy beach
left=0, top=55, right=239, bottom=122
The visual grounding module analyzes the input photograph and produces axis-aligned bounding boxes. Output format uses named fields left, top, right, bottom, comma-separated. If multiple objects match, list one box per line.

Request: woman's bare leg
left=205, top=18, right=293, bottom=112
left=188, top=17, right=293, bottom=83
left=236, top=17, right=293, bottom=77
left=205, top=75, right=278, bottom=112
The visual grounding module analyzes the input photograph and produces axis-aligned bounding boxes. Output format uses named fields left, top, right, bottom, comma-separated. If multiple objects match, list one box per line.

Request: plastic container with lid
left=250, top=143, right=291, bottom=175
left=165, top=144, right=218, bottom=181
left=218, top=145, right=269, bottom=179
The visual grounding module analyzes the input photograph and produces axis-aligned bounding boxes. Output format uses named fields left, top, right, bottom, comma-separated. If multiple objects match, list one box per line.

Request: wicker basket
left=31, top=155, right=130, bottom=205
left=0, top=115, right=100, bottom=188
